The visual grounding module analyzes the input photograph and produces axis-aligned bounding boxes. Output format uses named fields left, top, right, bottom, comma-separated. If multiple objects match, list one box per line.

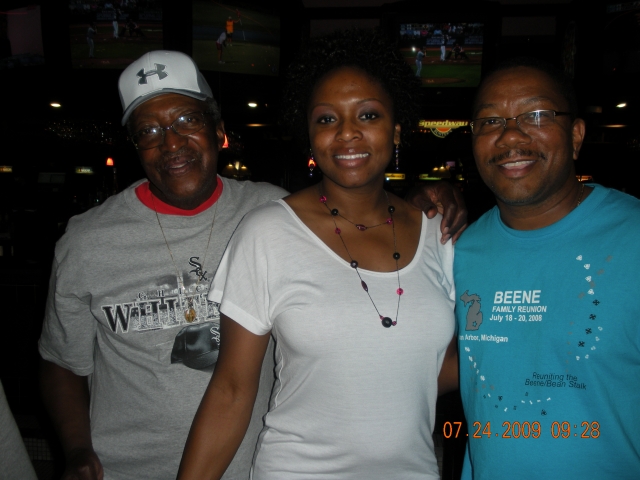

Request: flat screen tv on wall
left=398, top=21, right=485, bottom=88
left=68, top=0, right=163, bottom=69
left=192, top=0, right=280, bottom=77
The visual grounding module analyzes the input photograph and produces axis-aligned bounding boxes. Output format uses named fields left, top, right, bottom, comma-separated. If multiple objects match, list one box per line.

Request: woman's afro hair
left=281, top=28, right=422, bottom=147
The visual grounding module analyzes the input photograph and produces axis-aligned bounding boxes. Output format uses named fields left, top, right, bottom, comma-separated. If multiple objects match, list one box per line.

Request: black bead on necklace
left=319, top=194, right=403, bottom=328
left=327, top=206, right=393, bottom=231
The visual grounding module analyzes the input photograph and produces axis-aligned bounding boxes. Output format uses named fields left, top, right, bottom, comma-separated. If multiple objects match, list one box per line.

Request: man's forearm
left=39, top=360, right=94, bottom=460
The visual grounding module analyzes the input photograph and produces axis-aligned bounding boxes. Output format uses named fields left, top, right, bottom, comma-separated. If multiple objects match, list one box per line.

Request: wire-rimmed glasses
left=131, top=111, right=211, bottom=150
left=470, top=110, right=571, bottom=136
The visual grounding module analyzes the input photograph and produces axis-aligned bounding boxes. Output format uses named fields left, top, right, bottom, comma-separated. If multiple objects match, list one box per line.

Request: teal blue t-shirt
left=454, top=185, right=640, bottom=480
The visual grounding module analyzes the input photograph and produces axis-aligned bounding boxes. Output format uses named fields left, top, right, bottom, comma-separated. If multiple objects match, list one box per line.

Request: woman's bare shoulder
left=387, top=192, right=423, bottom=226
left=282, top=185, right=320, bottom=212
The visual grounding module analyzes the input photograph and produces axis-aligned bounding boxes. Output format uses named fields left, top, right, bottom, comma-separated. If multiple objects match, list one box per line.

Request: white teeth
left=502, top=160, right=534, bottom=169
left=169, top=158, right=194, bottom=169
left=335, top=153, right=369, bottom=160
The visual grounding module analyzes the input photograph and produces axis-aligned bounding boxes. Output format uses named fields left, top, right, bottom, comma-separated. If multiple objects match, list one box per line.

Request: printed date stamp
left=443, top=421, right=600, bottom=439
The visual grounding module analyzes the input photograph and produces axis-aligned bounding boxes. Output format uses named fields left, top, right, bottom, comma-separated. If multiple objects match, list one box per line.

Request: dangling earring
left=308, top=149, right=316, bottom=178
left=394, top=144, right=400, bottom=171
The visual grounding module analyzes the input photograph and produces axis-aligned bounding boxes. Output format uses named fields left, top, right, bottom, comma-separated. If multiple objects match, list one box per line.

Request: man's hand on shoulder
left=63, top=447, right=103, bottom=480
left=406, top=181, right=468, bottom=244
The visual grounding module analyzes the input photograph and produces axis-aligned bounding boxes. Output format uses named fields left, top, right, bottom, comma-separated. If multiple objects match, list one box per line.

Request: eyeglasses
left=131, top=111, right=211, bottom=150
left=470, top=110, right=571, bottom=136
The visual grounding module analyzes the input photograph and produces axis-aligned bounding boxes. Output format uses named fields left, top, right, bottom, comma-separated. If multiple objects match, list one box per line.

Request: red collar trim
left=135, top=178, right=223, bottom=216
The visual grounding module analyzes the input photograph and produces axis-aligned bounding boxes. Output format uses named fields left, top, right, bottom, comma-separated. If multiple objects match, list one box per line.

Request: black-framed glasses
left=470, top=110, right=571, bottom=136
left=131, top=111, right=211, bottom=150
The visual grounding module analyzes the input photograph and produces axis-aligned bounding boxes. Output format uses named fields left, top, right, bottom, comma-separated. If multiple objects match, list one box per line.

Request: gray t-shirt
left=39, top=177, right=286, bottom=480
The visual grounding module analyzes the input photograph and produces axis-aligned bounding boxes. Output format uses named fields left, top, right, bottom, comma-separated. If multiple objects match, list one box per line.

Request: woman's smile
left=334, top=152, right=370, bottom=160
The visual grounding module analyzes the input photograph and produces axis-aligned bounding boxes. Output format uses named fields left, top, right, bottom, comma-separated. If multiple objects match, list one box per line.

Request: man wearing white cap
left=39, top=50, right=286, bottom=480
left=38, top=50, right=466, bottom=480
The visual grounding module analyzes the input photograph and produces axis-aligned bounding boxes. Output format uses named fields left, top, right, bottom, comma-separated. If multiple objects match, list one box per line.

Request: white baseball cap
left=118, top=50, right=213, bottom=125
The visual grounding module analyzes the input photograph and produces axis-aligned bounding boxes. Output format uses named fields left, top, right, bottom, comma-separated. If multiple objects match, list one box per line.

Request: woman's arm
left=178, top=315, right=271, bottom=480
left=438, top=334, right=459, bottom=396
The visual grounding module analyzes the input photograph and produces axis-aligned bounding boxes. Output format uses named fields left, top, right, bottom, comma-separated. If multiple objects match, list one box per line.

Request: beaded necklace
left=319, top=193, right=403, bottom=328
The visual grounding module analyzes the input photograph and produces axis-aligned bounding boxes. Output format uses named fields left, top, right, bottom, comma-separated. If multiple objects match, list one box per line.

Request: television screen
left=192, top=0, right=279, bottom=76
left=398, top=22, right=484, bottom=87
left=68, top=0, right=163, bottom=69
left=1, top=5, right=45, bottom=69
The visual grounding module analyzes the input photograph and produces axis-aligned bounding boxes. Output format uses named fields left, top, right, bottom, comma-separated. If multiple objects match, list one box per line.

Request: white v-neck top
left=210, top=199, right=455, bottom=479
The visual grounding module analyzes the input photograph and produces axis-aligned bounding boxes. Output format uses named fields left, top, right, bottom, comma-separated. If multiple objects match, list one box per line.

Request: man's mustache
left=160, top=147, right=200, bottom=162
left=490, top=149, right=546, bottom=164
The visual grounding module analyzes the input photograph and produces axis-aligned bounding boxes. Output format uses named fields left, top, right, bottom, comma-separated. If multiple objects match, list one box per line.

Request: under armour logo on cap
left=118, top=51, right=214, bottom=125
left=136, top=64, right=168, bottom=85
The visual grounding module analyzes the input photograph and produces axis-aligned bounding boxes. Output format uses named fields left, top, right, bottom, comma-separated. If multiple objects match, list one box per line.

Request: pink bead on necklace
left=320, top=193, right=403, bottom=328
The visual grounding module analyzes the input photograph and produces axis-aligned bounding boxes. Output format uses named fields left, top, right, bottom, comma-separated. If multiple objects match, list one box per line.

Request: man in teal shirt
left=455, top=58, right=640, bottom=479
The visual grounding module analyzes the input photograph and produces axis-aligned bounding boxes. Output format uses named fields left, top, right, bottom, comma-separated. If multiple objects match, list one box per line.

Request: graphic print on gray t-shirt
left=100, top=265, right=223, bottom=371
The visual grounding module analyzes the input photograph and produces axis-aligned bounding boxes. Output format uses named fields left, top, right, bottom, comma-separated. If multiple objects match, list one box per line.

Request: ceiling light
left=50, top=102, right=61, bottom=108
left=248, top=102, right=257, bottom=108
left=616, top=103, right=627, bottom=108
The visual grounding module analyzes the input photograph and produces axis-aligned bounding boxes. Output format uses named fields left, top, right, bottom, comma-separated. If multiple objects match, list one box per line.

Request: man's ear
left=216, top=121, right=226, bottom=150
left=571, top=118, right=586, bottom=161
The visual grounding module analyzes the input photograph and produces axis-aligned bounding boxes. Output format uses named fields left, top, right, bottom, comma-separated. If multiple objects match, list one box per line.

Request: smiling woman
left=178, top=29, right=457, bottom=480
left=306, top=66, right=401, bottom=191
